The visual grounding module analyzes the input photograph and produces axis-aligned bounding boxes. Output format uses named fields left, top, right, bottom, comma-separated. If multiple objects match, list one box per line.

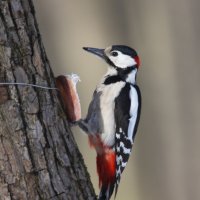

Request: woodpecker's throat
left=104, top=67, right=137, bottom=86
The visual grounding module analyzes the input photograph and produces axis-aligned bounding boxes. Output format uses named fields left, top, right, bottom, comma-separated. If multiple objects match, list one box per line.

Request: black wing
left=114, top=83, right=141, bottom=196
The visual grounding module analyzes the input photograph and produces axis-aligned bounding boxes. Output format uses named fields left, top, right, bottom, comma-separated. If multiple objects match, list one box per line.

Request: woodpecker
left=79, top=45, right=141, bottom=200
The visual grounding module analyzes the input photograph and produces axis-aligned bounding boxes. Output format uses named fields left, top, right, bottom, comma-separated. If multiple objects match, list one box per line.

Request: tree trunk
left=0, top=0, right=96, bottom=199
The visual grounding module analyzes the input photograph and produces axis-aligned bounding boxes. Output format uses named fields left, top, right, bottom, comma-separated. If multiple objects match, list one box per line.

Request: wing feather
left=114, top=83, right=141, bottom=196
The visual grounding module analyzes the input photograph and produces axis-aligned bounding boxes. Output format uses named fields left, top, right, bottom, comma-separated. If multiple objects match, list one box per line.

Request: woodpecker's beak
left=83, top=47, right=105, bottom=59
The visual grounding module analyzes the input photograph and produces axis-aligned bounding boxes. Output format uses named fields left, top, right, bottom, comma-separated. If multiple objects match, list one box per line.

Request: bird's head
left=83, top=45, right=140, bottom=70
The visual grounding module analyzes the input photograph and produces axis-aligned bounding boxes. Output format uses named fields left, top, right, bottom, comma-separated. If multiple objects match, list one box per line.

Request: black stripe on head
left=104, top=56, right=116, bottom=68
left=111, top=45, right=138, bottom=57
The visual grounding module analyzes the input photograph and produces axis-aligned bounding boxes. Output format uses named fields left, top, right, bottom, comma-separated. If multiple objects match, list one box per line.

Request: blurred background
left=33, top=0, right=200, bottom=200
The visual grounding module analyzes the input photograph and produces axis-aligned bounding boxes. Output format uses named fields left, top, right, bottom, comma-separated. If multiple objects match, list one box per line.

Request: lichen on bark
left=0, top=0, right=96, bottom=199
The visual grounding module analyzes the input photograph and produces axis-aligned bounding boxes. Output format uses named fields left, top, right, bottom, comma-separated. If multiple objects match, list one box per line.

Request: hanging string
left=0, top=82, right=59, bottom=90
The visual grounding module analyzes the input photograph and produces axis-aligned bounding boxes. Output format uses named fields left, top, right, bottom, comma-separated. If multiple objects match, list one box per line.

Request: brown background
left=33, top=1, right=200, bottom=200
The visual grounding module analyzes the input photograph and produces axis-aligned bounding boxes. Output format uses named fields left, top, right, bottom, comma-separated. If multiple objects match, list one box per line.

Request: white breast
left=97, top=81, right=126, bottom=146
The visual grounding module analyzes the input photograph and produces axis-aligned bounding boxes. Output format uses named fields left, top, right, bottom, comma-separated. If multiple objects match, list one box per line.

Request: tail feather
left=96, top=149, right=116, bottom=200
left=98, top=183, right=115, bottom=200
left=89, top=135, right=117, bottom=200
left=96, top=150, right=115, bottom=187
left=114, top=176, right=120, bottom=199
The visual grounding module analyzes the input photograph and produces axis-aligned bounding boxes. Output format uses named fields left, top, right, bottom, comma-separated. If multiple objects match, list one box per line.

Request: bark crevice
left=0, top=0, right=96, bottom=199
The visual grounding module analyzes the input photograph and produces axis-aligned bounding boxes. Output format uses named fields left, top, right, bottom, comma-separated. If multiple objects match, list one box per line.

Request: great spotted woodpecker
left=78, top=45, right=141, bottom=200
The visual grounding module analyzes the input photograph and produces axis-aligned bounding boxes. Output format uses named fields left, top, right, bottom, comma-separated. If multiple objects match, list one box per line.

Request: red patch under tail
left=96, top=149, right=116, bottom=187
left=88, top=135, right=116, bottom=187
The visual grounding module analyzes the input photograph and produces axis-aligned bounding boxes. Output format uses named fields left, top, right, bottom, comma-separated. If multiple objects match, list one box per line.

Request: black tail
left=98, top=183, right=115, bottom=200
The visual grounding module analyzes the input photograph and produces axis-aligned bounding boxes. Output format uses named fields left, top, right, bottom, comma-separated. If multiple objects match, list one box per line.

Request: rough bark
left=0, top=0, right=96, bottom=199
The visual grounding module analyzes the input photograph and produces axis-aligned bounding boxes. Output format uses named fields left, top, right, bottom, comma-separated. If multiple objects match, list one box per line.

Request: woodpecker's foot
left=68, top=120, right=79, bottom=127
left=77, top=119, right=91, bottom=134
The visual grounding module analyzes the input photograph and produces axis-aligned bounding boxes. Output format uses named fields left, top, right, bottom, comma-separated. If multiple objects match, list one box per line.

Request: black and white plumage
left=114, top=83, right=141, bottom=196
left=78, top=45, right=141, bottom=200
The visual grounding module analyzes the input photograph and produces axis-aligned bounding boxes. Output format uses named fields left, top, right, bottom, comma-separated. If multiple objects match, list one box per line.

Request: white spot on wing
left=116, top=168, right=121, bottom=175
left=122, top=162, right=127, bottom=168
left=127, top=86, right=139, bottom=140
left=116, top=146, right=120, bottom=152
left=119, top=142, right=131, bottom=154
left=116, top=133, right=120, bottom=139
left=117, top=155, right=123, bottom=163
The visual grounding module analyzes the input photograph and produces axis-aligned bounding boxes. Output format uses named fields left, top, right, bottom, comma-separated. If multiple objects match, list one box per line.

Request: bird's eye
left=111, top=51, right=118, bottom=57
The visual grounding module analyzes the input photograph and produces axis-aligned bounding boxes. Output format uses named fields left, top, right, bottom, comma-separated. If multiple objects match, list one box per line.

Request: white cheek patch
left=108, top=51, right=136, bottom=68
